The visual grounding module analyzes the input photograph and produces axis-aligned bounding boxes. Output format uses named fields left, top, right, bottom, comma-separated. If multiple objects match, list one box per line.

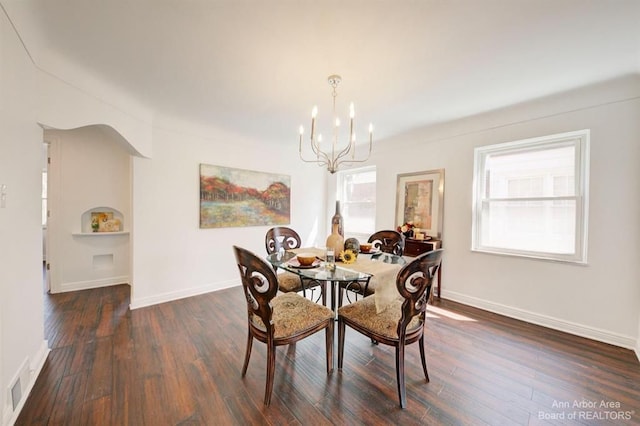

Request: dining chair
left=265, top=226, right=326, bottom=304
left=368, top=230, right=405, bottom=256
left=265, top=226, right=302, bottom=254
left=233, top=246, right=334, bottom=406
left=337, top=249, right=443, bottom=408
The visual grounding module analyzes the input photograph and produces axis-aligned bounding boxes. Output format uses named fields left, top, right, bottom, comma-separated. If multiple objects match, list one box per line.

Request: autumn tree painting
left=199, top=164, right=291, bottom=228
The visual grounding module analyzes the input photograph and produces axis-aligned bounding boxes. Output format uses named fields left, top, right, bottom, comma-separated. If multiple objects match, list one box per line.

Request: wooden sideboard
left=404, top=238, right=441, bottom=257
left=404, top=238, right=443, bottom=298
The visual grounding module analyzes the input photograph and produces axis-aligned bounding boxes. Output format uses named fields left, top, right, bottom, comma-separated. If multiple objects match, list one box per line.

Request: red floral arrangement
left=397, top=221, right=415, bottom=238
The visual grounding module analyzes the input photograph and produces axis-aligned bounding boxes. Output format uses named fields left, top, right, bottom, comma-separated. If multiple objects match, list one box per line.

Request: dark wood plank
left=16, top=284, right=640, bottom=425
left=48, top=373, right=86, bottom=425
left=80, top=395, right=112, bottom=425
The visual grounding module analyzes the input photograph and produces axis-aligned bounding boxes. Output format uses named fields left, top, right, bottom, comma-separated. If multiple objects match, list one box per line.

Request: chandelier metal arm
left=333, top=136, right=353, bottom=161
left=299, top=135, right=331, bottom=168
left=331, top=140, right=372, bottom=168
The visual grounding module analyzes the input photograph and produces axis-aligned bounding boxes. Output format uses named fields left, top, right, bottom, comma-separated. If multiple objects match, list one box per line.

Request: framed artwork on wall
left=199, top=164, right=291, bottom=228
left=395, top=169, right=444, bottom=239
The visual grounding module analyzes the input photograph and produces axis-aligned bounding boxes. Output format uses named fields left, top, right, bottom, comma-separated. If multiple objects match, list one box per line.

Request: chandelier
left=298, top=75, right=373, bottom=174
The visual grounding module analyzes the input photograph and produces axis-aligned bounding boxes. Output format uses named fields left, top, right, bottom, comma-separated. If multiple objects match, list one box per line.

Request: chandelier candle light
left=298, top=75, right=373, bottom=174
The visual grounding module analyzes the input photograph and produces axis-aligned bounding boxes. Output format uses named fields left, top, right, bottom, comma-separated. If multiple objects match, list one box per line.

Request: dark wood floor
left=16, top=284, right=640, bottom=425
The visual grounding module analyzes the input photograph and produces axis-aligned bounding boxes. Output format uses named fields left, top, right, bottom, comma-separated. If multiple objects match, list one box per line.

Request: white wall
left=45, top=127, right=131, bottom=293
left=0, top=10, right=48, bottom=425
left=130, top=121, right=327, bottom=308
left=369, top=75, right=640, bottom=349
left=36, top=71, right=153, bottom=158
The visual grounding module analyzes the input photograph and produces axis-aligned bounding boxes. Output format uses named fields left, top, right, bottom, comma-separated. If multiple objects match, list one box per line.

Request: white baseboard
left=3, top=340, right=50, bottom=426
left=56, top=276, right=130, bottom=293
left=129, top=279, right=240, bottom=310
left=442, top=290, right=637, bottom=351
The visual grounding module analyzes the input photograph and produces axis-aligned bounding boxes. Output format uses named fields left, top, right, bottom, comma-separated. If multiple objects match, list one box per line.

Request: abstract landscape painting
left=199, top=164, right=291, bottom=228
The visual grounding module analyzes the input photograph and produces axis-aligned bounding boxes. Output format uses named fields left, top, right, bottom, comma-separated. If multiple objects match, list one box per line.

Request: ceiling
left=3, top=0, right=640, bottom=144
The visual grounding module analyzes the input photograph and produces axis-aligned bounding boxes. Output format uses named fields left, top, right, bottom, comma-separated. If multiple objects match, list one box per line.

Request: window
left=472, top=130, right=589, bottom=263
left=336, top=166, right=376, bottom=241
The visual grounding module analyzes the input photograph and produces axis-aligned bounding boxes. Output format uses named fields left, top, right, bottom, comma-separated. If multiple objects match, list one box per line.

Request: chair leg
left=396, top=344, right=407, bottom=408
left=241, top=332, right=253, bottom=377
left=326, top=320, right=334, bottom=374
left=419, top=335, right=430, bottom=382
left=264, top=339, right=276, bottom=406
left=337, top=318, right=346, bottom=370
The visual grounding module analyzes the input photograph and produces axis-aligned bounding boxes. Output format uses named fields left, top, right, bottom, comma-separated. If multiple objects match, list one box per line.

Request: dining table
left=266, top=247, right=407, bottom=315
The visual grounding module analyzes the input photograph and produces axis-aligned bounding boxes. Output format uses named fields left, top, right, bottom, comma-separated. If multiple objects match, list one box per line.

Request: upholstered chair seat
left=251, top=292, right=334, bottom=339
left=275, top=271, right=305, bottom=293
left=337, top=296, right=421, bottom=340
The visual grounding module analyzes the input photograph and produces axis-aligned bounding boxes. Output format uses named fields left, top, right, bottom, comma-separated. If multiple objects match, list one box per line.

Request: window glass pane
left=343, top=202, right=376, bottom=234
left=338, top=167, right=376, bottom=238
left=343, top=170, right=376, bottom=202
left=507, top=177, right=543, bottom=198
left=553, top=175, right=574, bottom=197
left=486, top=145, right=575, bottom=198
left=481, top=199, right=576, bottom=254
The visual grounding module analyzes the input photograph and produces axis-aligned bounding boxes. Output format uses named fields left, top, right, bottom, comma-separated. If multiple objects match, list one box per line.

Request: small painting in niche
left=91, top=211, right=121, bottom=232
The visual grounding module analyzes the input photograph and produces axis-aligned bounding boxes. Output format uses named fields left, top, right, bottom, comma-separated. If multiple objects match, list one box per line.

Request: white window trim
left=471, top=129, right=590, bottom=264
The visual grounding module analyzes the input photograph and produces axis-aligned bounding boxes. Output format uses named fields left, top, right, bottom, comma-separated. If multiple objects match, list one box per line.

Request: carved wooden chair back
left=368, top=230, right=405, bottom=256
left=234, top=245, right=279, bottom=335
left=395, top=249, right=443, bottom=339
left=265, top=227, right=302, bottom=254
left=264, top=227, right=323, bottom=300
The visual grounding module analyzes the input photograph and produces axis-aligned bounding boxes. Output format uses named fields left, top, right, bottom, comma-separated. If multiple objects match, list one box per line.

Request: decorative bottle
left=332, top=201, right=344, bottom=236
left=326, top=201, right=344, bottom=255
